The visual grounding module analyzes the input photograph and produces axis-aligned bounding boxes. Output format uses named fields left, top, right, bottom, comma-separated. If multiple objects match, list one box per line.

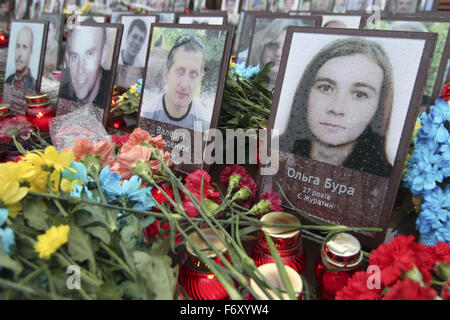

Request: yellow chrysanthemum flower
left=0, top=162, right=35, bottom=185
left=23, top=146, right=75, bottom=173
left=34, top=225, right=70, bottom=260
left=0, top=180, right=28, bottom=218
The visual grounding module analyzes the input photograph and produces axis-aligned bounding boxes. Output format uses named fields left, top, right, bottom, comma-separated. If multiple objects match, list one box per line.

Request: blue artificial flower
left=0, top=208, right=15, bottom=255
left=99, top=166, right=122, bottom=200
left=405, top=98, right=450, bottom=244
left=63, top=161, right=94, bottom=199
left=231, top=61, right=260, bottom=80
left=137, top=78, right=142, bottom=94
left=99, top=166, right=154, bottom=211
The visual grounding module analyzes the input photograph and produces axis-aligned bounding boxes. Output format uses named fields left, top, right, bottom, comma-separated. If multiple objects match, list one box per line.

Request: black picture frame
left=258, top=26, right=437, bottom=249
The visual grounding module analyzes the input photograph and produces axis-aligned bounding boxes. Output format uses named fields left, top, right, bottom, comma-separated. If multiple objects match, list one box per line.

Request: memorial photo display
left=221, top=0, right=241, bottom=14
left=5, top=20, right=48, bottom=92
left=56, top=22, right=123, bottom=125
left=138, top=24, right=233, bottom=172
left=3, top=20, right=48, bottom=114
left=362, top=16, right=450, bottom=105
left=116, top=14, right=158, bottom=89
left=176, top=12, right=228, bottom=25
left=247, top=14, right=322, bottom=90
left=259, top=27, right=437, bottom=248
left=41, top=13, right=64, bottom=71
left=321, top=13, right=366, bottom=28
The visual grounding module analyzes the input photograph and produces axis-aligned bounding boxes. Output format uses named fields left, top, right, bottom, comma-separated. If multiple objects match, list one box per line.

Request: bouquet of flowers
left=218, top=61, right=274, bottom=131
left=403, top=83, right=450, bottom=245
left=110, top=80, right=142, bottom=116
left=0, top=126, right=382, bottom=300
left=335, top=235, right=450, bottom=300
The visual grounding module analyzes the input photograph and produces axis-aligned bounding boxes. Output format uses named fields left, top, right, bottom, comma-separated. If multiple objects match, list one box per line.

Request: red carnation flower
left=432, top=242, right=450, bottom=263
left=185, top=169, right=220, bottom=200
left=441, top=82, right=450, bottom=101
left=112, top=134, right=130, bottom=149
left=260, top=190, right=283, bottom=211
left=441, top=281, right=450, bottom=300
left=335, top=271, right=382, bottom=300
left=369, top=235, right=418, bottom=287
left=382, top=279, right=437, bottom=300
left=220, top=164, right=249, bottom=187
left=144, top=219, right=182, bottom=244
left=414, top=242, right=438, bottom=285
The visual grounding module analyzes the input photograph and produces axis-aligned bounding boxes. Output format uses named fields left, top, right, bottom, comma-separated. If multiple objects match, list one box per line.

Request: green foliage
left=218, top=62, right=274, bottom=131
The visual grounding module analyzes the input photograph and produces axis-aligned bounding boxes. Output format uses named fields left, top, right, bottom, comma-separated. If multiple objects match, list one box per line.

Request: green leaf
left=96, top=279, right=124, bottom=300
left=0, top=245, right=23, bottom=275
left=120, top=280, right=142, bottom=300
left=67, top=224, right=96, bottom=273
left=22, top=198, right=49, bottom=231
left=133, top=240, right=178, bottom=300
left=85, top=226, right=111, bottom=245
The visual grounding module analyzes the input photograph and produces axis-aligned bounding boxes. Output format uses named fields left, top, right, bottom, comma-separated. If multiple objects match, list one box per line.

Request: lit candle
left=25, top=94, right=55, bottom=132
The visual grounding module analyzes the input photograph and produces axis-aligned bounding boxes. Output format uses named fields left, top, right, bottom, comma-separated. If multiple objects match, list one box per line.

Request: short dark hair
left=166, top=34, right=205, bottom=71
left=128, top=18, right=147, bottom=36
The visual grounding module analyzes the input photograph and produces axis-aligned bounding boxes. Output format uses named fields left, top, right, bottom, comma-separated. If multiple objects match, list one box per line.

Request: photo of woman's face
left=262, top=29, right=286, bottom=78
left=307, top=53, right=383, bottom=147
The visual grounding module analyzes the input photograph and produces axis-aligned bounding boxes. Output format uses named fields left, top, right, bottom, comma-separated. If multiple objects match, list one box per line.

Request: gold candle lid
left=326, top=233, right=361, bottom=257
left=0, top=103, right=11, bottom=111
left=250, top=263, right=303, bottom=300
left=261, top=211, right=300, bottom=239
left=25, top=93, right=50, bottom=105
left=323, top=232, right=363, bottom=269
left=186, top=228, right=227, bottom=258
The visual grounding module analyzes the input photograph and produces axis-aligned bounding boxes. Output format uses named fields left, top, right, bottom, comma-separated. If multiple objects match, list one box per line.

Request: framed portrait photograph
left=4, top=20, right=48, bottom=97
left=310, top=0, right=334, bottom=11
left=298, top=0, right=312, bottom=10
left=171, top=0, right=189, bottom=12
left=221, top=0, right=240, bottom=14
left=278, top=0, right=300, bottom=11
left=362, top=16, right=450, bottom=105
left=176, top=12, right=228, bottom=25
left=236, top=11, right=272, bottom=63
left=77, top=15, right=107, bottom=23
left=345, top=0, right=374, bottom=11
left=193, top=0, right=206, bottom=10
left=115, top=14, right=158, bottom=89
left=15, top=0, right=29, bottom=20
left=50, top=0, right=63, bottom=13
left=56, top=22, right=124, bottom=125
left=259, top=27, right=437, bottom=248
left=387, top=0, right=419, bottom=14
left=157, top=11, right=177, bottom=23
left=418, top=0, right=438, bottom=11
left=41, top=13, right=63, bottom=71
left=246, top=0, right=269, bottom=10
left=321, top=13, right=367, bottom=28
left=137, top=24, right=233, bottom=171
left=28, top=0, right=41, bottom=19
left=247, top=14, right=322, bottom=89
left=110, top=10, right=129, bottom=23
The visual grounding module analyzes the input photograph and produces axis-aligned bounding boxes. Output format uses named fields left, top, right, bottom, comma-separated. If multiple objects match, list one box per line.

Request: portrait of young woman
left=278, top=38, right=395, bottom=178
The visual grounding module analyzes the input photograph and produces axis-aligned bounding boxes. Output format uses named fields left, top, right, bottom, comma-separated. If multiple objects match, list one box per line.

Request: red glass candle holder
left=314, top=232, right=364, bottom=300
left=247, top=263, right=303, bottom=300
left=250, top=211, right=306, bottom=274
left=0, top=103, right=11, bottom=121
left=178, top=228, right=231, bottom=300
left=25, top=94, right=54, bottom=132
